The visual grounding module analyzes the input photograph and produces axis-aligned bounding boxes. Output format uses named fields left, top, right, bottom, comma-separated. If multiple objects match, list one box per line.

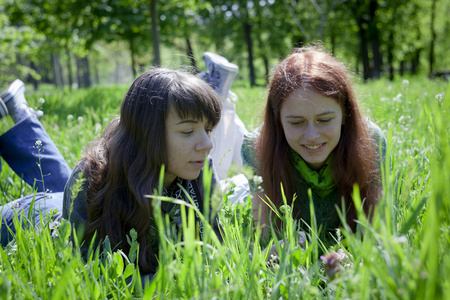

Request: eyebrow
left=175, top=119, right=199, bottom=125
left=285, top=111, right=336, bottom=118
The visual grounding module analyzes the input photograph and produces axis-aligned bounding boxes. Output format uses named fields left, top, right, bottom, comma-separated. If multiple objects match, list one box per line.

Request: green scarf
left=290, top=149, right=336, bottom=198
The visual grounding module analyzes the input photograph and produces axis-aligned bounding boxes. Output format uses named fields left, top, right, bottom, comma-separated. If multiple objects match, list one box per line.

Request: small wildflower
left=320, top=252, right=343, bottom=281
left=253, top=175, right=263, bottom=185
left=38, top=97, right=45, bottom=104
left=35, top=140, right=42, bottom=149
left=402, top=79, right=409, bottom=85
left=393, top=93, right=402, bottom=102
left=77, top=116, right=84, bottom=123
left=67, top=114, right=74, bottom=121
left=435, top=93, right=443, bottom=101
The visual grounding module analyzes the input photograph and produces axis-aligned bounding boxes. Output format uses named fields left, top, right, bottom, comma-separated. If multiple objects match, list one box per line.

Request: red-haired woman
left=242, top=46, right=386, bottom=243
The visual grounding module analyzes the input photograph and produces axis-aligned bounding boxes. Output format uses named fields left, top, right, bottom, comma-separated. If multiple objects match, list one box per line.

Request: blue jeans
left=0, top=192, right=63, bottom=246
left=0, top=115, right=71, bottom=245
left=0, top=115, right=71, bottom=192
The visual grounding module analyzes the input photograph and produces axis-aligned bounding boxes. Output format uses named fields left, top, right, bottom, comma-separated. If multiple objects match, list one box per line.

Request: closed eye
left=289, top=120, right=306, bottom=126
left=318, top=119, right=332, bottom=124
left=182, top=129, right=194, bottom=135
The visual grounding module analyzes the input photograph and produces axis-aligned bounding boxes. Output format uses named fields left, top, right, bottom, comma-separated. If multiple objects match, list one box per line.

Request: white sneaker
left=202, top=52, right=238, bottom=99
left=1, top=79, right=31, bottom=123
left=0, top=98, right=8, bottom=119
left=1, top=79, right=25, bottom=104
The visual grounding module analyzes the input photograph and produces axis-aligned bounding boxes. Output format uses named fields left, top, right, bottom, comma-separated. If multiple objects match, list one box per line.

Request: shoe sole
left=203, top=52, right=239, bottom=72
left=0, top=99, right=8, bottom=118
left=1, top=79, right=25, bottom=103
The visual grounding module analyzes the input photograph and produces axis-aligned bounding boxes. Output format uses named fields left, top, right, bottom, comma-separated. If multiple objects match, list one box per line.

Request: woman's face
left=280, top=89, right=344, bottom=170
left=164, top=108, right=214, bottom=187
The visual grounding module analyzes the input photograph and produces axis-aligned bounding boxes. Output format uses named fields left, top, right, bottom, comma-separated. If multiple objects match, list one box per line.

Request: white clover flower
left=435, top=93, right=443, bottom=101
left=253, top=175, right=263, bottom=185
left=393, top=93, right=402, bottom=102
left=77, top=116, right=84, bottom=123
left=67, top=114, right=74, bottom=120
left=38, top=97, right=45, bottom=104
left=402, top=79, right=409, bottom=85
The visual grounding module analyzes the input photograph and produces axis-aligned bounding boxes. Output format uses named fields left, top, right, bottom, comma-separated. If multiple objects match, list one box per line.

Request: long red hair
left=257, top=46, right=380, bottom=229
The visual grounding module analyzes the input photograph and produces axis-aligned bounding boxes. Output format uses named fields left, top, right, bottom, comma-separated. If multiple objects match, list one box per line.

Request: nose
left=196, top=130, right=213, bottom=152
left=304, top=123, right=320, bottom=140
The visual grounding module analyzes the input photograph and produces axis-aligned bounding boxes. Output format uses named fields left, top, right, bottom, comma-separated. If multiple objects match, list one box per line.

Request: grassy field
left=0, top=77, right=449, bottom=299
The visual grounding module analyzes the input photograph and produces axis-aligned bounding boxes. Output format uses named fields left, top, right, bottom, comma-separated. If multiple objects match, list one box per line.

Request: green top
left=241, top=119, right=387, bottom=235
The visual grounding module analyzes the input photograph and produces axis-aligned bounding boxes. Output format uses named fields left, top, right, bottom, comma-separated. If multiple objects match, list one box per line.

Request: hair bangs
left=168, top=76, right=221, bottom=129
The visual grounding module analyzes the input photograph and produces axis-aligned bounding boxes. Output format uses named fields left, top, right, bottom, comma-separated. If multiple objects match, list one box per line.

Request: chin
left=182, top=172, right=201, bottom=181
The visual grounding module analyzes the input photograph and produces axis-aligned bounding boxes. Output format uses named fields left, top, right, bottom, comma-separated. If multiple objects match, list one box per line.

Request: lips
left=303, top=143, right=325, bottom=150
left=190, top=160, right=205, bottom=168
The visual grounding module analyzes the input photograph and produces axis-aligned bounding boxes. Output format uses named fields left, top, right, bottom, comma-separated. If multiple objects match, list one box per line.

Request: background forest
left=1, top=0, right=449, bottom=89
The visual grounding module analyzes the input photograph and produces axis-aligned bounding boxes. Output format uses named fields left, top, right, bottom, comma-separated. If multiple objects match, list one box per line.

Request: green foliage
left=0, top=77, right=449, bottom=298
left=2, top=0, right=450, bottom=87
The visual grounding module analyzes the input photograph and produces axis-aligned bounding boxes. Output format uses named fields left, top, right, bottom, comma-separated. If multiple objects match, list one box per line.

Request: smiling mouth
left=303, top=143, right=325, bottom=150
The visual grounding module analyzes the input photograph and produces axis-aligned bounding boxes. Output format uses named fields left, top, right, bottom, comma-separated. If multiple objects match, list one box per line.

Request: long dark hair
left=257, top=46, right=380, bottom=229
left=79, top=68, right=221, bottom=273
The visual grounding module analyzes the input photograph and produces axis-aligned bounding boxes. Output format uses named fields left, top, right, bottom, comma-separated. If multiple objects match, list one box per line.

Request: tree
left=429, top=0, right=437, bottom=77
left=150, top=0, right=161, bottom=66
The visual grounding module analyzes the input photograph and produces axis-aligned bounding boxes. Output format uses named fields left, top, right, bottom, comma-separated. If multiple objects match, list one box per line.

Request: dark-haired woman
left=242, top=47, right=386, bottom=243
left=62, top=68, right=223, bottom=281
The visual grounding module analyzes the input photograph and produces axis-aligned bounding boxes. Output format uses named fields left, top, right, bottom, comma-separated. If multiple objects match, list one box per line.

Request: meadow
left=0, top=77, right=449, bottom=299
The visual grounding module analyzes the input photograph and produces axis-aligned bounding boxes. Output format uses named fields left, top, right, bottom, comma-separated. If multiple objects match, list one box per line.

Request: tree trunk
left=357, top=15, right=371, bottom=81
left=28, top=61, right=39, bottom=91
left=412, top=48, right=421, bottom=75
left=369, top=0, right=382, bottom=79
left=94, top=58, right=100, bottom=85
left=65, top=45, right=73, bottom=91
left=51, top=53, right=63, bottom=88
left=186, top=37, right=198, bottom=74
left=262, top=55, right=269, bottom=85
left=115, top=61, right=120, bottom=84
left=82, top=56, right=91, bottom=88
left=387, top=30, right=394, bottom=81
left=429, top=0, right=437, bottom=77
left=243, top=22, right=256, bottom=87
left=330, top=30, right=336, bottom=55
left=129, top=38, right=137, bottom=78
left=76, top=56, right=91, bottom=88
left=150, top=0, right=161, bottom=66
left=76, top=57, right=81, bottom=88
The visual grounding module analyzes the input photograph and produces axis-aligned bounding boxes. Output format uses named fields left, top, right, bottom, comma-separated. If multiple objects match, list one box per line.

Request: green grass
left=0, top=77, right=449, bottom=299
